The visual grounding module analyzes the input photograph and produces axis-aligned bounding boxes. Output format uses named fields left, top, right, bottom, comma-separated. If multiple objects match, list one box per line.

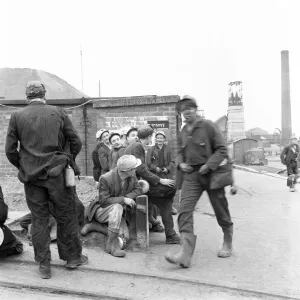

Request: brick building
left=0, top=95, right=181, bottom=177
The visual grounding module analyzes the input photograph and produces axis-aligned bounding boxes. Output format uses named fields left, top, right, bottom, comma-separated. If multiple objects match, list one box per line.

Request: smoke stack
left=281, top=50, right=292, bottom=145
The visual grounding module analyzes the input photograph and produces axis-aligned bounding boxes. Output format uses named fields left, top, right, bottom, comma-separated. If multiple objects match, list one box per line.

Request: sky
left=1, top=0, right=299, bottom=135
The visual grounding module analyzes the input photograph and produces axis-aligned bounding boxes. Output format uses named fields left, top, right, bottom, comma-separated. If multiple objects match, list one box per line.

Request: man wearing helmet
left=280, top=135, right=300, bottom=192
left=109, top=132, right=126, bottom=170
left=124, top=124, right=180, bottom=244
left=5, top=81, right=87, bottom=279
left=92, top=129, right=111, bottom=187
left=82, top=155, right=143, bottom=257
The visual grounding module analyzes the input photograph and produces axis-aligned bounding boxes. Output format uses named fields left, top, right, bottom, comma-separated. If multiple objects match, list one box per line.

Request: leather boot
left=39, top=259, right=51, bottom=279
left=218, top=225, right=233, bottom=258
left=105, top=230, right=126, bottom=257
left=164, top=233, right=197, bottom=268
left=65, top=254, right=88, bottom=269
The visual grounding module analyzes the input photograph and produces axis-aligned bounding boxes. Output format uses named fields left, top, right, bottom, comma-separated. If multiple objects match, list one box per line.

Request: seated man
left=124, top=125, right=180, bottom=244
left=81, top=155, right=143, bottom=257
left=0, top=185, right=23, bottom=258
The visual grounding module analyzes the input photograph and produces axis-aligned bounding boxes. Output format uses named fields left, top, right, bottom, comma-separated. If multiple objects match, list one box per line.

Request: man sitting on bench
left=81, top=155, right=143, bottom=257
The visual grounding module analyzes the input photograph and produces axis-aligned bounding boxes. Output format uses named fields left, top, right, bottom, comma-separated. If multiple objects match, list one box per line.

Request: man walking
left=5, top=81, right=87, bottom=279
left=280, top=135, right=300, bottom=192
left=165, top=96, right=233, bottom=268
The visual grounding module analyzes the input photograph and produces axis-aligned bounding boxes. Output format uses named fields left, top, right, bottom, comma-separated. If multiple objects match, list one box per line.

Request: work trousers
left=20, top=188, right=85, bottom=230
left=24, top=173, right=82, bottom=262
left=94, top=204, right=123, bottom=234
left=148, top=196, right=176, bottom=238
left=178, top=170, right=233, bottom=234
left=0, top=225, right=23, bottom=258
left=287, top=161, right=299, bottom=187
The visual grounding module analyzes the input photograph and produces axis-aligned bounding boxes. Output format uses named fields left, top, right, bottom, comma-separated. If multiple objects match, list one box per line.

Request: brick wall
left=0, top=95, right=180, bottom=177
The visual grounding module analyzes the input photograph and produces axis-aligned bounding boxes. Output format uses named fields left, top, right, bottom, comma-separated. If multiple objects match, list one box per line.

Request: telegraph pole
left=80, top=45, right=84, bottom=93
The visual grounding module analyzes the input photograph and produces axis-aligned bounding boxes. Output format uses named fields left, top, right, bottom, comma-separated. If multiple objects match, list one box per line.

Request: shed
left=232, top=138, right=258, bottom=164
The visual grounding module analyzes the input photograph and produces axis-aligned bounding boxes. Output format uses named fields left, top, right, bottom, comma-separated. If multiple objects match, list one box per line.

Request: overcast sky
left=1, top=0, right=299, bottom=135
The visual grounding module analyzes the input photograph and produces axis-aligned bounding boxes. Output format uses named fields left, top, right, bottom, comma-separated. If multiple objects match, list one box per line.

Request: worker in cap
left=124, top=124, right=180, bottom=244
left=5, top=81, right=86, bottom=279
left=92, top=129, right=111, bottom=187
left=82, top=155, right=143, bottom=258
left=165, top=95, right=233, bottom=268
left=146, top=130, right=178, bottom=215
left=109, top=132, right=126, bottom=170
left=280, top=134, right=299, bottom=192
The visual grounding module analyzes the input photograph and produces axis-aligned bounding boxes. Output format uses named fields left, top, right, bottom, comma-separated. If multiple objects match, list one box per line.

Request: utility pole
left=98, top=80, right=101, bottom=97
left=80, top=45, right=84, bottom=93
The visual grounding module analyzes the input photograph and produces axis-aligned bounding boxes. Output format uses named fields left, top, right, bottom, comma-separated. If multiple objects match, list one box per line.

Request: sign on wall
left=147, top=120, right=169, bottom=129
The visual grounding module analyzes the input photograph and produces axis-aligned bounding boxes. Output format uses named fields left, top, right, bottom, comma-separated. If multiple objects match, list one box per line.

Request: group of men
left=2, top=80, right=236, bottom=280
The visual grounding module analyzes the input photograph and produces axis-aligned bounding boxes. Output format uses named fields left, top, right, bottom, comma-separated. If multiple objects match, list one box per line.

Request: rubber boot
left=105, top=230, right=126, bottom=257
left=39, top=259, right=51, bottom=279
left=164, top=233, right=197, bottom=268
left=218, top=226, right=233, bottom=258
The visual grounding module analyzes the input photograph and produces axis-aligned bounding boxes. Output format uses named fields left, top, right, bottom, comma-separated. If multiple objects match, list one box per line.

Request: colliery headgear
left=109, top=132, right=120, bottom=143
left=25, top=81, right=46, bottom=99
left=117, top=155, right=141, bottom=172
left=177, top=95, right=198, bottom=111
left=137, top=124, right=154, bottom=139
left=96, top=129, right=109, bottom=140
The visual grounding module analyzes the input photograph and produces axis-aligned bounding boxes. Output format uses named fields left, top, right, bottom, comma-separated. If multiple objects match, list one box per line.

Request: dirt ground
left=0, top=176, right=97, bottom=212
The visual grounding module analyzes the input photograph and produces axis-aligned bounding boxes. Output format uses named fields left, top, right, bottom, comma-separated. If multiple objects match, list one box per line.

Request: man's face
left=291, top=138, right=298, bottom=145
left=101, top=132, right=110, bottom=145
left=111, top=135, right=122, bottom=149
left=182, top=107, right=197, bottom=123
left=119, top=168, right=136, bottom=180
left=127, top=130, right=138, bottom=144
left=143, top=135, right=153, bottom=146
left=156, top=134, right=165, bottom=145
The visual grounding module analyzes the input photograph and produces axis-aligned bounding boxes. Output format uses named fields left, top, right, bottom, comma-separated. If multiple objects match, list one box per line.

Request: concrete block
left=135, top=195, right=149, bottom=248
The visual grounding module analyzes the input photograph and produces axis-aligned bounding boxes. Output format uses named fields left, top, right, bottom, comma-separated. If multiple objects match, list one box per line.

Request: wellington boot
left=218, top=226, right=233, bottom=258
left=165, top=233, right=197, bottom=268
left=105, top=231, right=126, bottom=258
left=39, top=259, right=51, bottom=279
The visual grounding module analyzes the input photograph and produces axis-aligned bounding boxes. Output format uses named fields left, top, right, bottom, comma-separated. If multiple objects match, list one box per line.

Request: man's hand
left=179, top=163, right=193, bottom=173
left=162, top=168, right=168, bottom=174
left=95, top=181, right=100, bottom=189
left=199, top=164, right=210, bottom=175
left=160, top=178, right=175, bottom=187
left=124, top=197, right=136, bottom=208
left=156, top=167, right=161, bottom=173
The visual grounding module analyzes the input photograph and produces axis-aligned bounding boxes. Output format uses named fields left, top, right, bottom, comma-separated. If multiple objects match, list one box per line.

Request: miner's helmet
left=117, top=155, right=141, bottom=172
left=290, top=134, right=298, bottom=141
left=137, top=124, right=154, bottom=139
left=25, top=81, right=46, bottom=99
left=176, top=95, right=198, bottom=112
left=96, top=129, right=109, bottom=140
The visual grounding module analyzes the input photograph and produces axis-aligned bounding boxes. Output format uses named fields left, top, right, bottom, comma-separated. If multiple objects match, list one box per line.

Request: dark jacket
left=109, top=146, right=126, bottom=170
left=92, top=142, right=111, bottom=181
left=146, top=143, right=175, bottom=179
left=124, top=141, right=160, bottom=186
left=0, top=186, right=8, bottom=225
left=5, top=102, right=82, bottom=183
left=176, top=117, right=227, bottom=188
left=86, top=168, right=142, bottom=222
left=280, top=144, right=300, bottom=165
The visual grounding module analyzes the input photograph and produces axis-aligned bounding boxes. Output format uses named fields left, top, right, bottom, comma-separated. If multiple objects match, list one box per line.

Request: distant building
left=246, top=127, right=268, bottom=137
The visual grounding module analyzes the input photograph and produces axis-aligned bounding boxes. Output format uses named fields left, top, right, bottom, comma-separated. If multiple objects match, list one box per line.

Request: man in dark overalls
left=280, top=135, right=300, bottom=192
left=5, top=81, right=88, bottom=279
left=165, top=96, right=233, bottom=268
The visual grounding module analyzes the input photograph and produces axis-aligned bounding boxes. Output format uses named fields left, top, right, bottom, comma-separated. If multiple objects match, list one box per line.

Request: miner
left=165, top=95, right=234, bottom=268
left=5, top=81, right=87, bottom=279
